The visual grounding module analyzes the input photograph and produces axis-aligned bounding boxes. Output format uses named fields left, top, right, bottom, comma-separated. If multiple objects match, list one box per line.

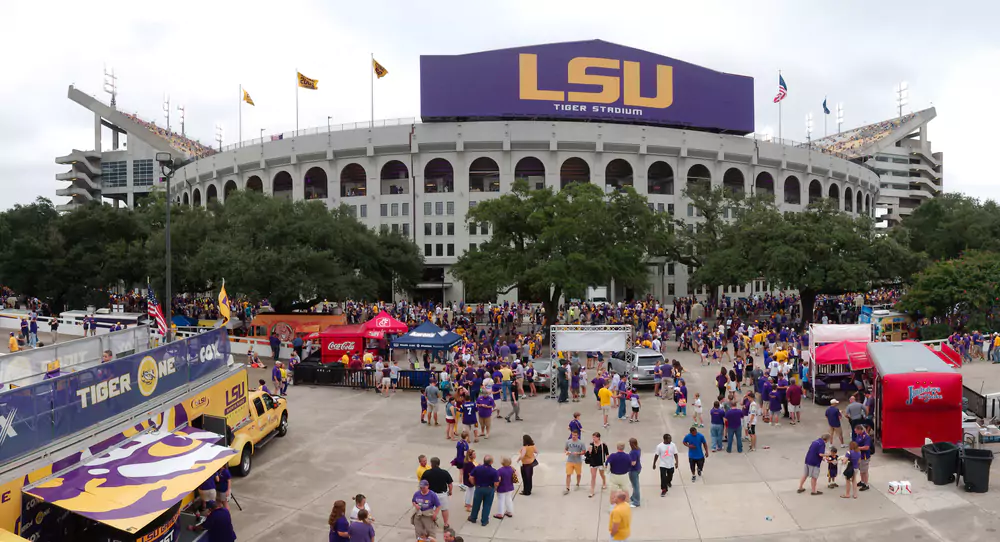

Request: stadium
left=55, top=40, right=942, bottom=302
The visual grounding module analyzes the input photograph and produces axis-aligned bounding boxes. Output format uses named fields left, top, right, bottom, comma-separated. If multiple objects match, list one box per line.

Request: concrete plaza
left=231, top=350, right=1000, bottom=542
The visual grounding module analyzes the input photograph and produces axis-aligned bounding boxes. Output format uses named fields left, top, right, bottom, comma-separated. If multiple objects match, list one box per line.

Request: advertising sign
left=0, top=329, right=230, bottom=465
left=420, top=40, right=754, bottom=134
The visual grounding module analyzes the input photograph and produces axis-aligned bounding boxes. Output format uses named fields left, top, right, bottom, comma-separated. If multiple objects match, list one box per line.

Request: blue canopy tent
left=391, top=321, right=462, bottom=351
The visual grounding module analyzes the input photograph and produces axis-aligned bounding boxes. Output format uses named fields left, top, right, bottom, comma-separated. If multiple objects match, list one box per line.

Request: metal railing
left=219, top=117, right=421, bottom=152
left=964, top=386, right=987, bottom=419
left=292, top=365, right=433, bottom=390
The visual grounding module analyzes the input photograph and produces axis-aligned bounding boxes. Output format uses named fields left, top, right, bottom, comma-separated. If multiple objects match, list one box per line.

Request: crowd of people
left=813, top=113, right=916, bottom=157
left=122, top=112, right=217, bottom=159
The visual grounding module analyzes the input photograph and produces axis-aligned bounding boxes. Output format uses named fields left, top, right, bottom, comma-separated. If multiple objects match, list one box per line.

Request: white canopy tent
left=548, top=325, right=633, bottom=399
left=808, top=323, right=873, bottom=403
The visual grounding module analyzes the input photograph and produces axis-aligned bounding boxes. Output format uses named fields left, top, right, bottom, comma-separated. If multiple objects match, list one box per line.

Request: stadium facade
left=57, top=40, right=909, bottom=302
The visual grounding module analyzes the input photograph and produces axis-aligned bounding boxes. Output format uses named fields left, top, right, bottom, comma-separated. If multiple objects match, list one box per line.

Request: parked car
left=607, top=348, right=665, bottom=387
left=531, top=356, right=584, bottom=390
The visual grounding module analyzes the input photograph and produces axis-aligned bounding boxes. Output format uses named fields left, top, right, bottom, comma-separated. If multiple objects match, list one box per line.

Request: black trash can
left=922, top=442, right=960, bottom=485
left=961, top=448, right=994, bottom=493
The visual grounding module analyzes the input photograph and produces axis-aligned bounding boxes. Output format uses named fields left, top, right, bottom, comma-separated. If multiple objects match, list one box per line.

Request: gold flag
left=297, top=72, right=318, bottom=90
left=243, top=89, right=254, bottom=106
left=373, top=59, right=388, bottom=79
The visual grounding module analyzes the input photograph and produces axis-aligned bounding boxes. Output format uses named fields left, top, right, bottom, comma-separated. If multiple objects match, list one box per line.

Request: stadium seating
left=122, top=113, right=217, bottom=159
left=813, top=113, right=915, bottom=157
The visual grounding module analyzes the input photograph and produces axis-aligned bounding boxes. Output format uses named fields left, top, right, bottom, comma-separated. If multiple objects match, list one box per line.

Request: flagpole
left=239, top=84, right=242, bottom=149
left=295, top=69, right=299, bottom=135
left=778, top=70, right=782, bottom=143
left=370, top=53, right=374, bottom=128
left=824, top=96, right=827, bottom=137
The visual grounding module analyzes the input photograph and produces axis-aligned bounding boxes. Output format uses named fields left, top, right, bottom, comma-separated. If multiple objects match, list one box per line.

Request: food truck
left=859, top=307, right=914, bottom=342
left=868, top=341, right=963, bottom=451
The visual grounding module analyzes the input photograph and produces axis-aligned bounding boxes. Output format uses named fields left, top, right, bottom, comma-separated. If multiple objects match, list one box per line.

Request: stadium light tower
left=103, top=65, right=117, bottom=108
left=805, top=113, right=814, bottom=145
left=215, top=123, right=223, bottom=151
left=837, top=103, right=844, bottom=133
left=896, top=82, right=909, bottom=119
left=177, top=104, right=186, bottom=136
left=162, top=95, right=171, bottom=131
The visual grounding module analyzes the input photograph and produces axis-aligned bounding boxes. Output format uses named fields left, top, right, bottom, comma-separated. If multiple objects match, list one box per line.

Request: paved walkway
left=231, top=350, right=1000, bottom=542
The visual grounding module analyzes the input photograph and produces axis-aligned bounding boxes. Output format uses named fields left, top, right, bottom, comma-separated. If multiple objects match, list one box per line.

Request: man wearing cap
left=188, top=500, right=236, bottom=541
left=412, top=479, right=441, bottom=541
left=825, top=399, right=845, bottom=446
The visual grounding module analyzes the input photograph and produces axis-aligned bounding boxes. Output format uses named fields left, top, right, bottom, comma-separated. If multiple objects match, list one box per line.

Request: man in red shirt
left=787, top=380, right=803, bottom=425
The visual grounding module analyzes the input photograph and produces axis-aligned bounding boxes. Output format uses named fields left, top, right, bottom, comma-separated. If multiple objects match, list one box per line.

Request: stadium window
left=469, top=243, right=477, bottom=252
left=402, top=223, right=410, bottom=236
left=647, top=203, right=654, bottom=211
left=380, top=204, right=388, bottom=217
left=668, top=283, right=675, bottom=295
left=379, top=224, right=389, bottom=234
left=469, top=223, right=477, bottom=235
left=359, top=204, right=368, bottom=218
left=470, top=201, right=477, bottom=208
left=436, top=244, right=443, bottom=257
left=686, top=224, right=694, bottom=233
left=892, top=157, right=908, bottom=164
left=424, top=223, right=432, bottom=236
left=667, top=263, right=675, bottom=276
left=447, top=244, right=455, bottom=256
left=723, top=208, right=729, bottom=219
left=435, top=202, right=444, bottom=215
left=424, top=202, right=432, bottom=216
left=447, top=222, right=455, bottom=236
left=435, top=223, right=443, bottom=236
left=480, top=223, right=489, bottom=235
left=349, top=205, right=358, bottom=218
left=657, top=203, right=665, bottom=213
left=687, top=204, right=694, bottom=217
left=133, top=159, right=154, bottom=187
left=876, top=156, right=889, bottom=162
left=391, top=203, right=399, bottom=216
left=391, top=223, right=399, bottom=234
left=668, top=204, right=674, bottom=216
left=446, top=201, right=455, bottom=215
left=687, top=266, right=693, bottom=274
left=424, top=244, right=432, bottom=257
left=402, top=202, right=410, bottom=216
left=103, top=161, right=128, bottom=188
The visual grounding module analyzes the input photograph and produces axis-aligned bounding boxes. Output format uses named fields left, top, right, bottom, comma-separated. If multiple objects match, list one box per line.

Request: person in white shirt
left=653, top=433, right=679, bottom=496
left=350, top=494, right=373, bottom=521
left=768, top=359, right=780, bottom=379
left=374, top=360, right=385, bottom=391
left=747, top=394, right=760, bottom=452
left=652, top=338, right=661, bottom=352
left=610, top=373, right=621, bottom=407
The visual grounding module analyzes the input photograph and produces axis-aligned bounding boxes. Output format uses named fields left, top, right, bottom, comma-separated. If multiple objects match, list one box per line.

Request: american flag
left=773, top=75, right=788, bottom=103
left=147, top=286, right=168, bottom=336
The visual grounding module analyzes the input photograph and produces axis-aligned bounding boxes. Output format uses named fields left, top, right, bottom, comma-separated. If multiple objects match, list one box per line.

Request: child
left=444, top=395, right=457, bottom=440
left=571, top=367, right=581, bottom=402
left=579, top=366, right=588, bottom=397
left=628, top=388, right=641, bottom=422
left=258, top=379, right=271, bottom=394
left=452, top=431, right=471, bottom=484
left=279, top=364, right=289, bottom=395
left=420, top=389, right=428, bottom=424
left=827, top=446, right=840, bottom=489
left=675, top=392, right=687, bottom=417
left=693, top=392, right=704, bottom=428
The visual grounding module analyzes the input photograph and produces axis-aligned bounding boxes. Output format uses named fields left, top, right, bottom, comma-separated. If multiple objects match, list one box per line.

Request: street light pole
left=156, top=152, right=181, bottom=342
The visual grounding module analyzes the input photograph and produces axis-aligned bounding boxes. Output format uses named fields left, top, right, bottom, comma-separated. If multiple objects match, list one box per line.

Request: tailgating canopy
left=24, top=426, right=235, bottom=534
left=391, top=321, right=462, bottom=351
left=814, top=340, right=872, bottom=370
left=362, top=310, right=408, bottom=338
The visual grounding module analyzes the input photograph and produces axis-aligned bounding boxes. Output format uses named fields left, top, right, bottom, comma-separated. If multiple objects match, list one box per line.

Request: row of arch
left=180, top=158, right=874, bottom=216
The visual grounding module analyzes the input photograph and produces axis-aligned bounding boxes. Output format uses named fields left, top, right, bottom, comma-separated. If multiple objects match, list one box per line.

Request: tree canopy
left=0, top=192, right=423, bottom=312
left=897, top=250, right=1000, bottom=332
left=892, top=193, right=1000, bottom=261
left=452, top=179, right=667, bottom=330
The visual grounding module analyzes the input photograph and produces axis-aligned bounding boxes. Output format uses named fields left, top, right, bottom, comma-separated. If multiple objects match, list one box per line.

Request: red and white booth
left=317, top=311, right=409, bottom=364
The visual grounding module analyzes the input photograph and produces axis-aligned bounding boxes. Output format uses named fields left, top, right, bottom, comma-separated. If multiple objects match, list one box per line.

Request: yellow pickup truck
left=188, top=369, right=289, bottom=477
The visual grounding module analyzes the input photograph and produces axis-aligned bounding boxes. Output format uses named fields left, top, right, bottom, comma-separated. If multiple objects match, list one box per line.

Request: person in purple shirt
left=825, top=400, right=844, bottom=445
left=724, top=401, right=744, bottom=453
left=768, top=389, right=782, bottom=426
left=348, top=510, right=375, bottom=542
left=760, top=378, right=773, bottom=423
left=569, top=412, right=583, bottom=439
left=627, top=437, right=642, bottom=507
left=411, top=480, right=440, bottom=540
left=468, top=455, right=499, bottom=526
left=493, top=457, right=516, bottom=519
left=852, top=424, right=873, bottom=491
left=187, top=500, right=236, bottom=541
left=476, top=394, right=495, bottom=438
left=797, top=434, right=830, bottom=495
left=592, top=376, right=606, bottom=405
left=709, top=401, right=725, bottom=451
left=776, top=374, right=790, bottom=418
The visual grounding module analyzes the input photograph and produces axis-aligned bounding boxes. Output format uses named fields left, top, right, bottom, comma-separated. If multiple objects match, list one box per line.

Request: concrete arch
left=246, top=175, right=263, bottom=193
left=340, top=163, right=368, bottom=196
left=304, top=166, right=329, bottom=200
left=469, top=156, right=500, bottom=193
left=808, top=179, right=823, bottom=204
left=380, top=160, right=410, bottom=195
left=856, top=190, right=863, bottom=215
left=686, top=163, right=711, bottom=194
left=423, top=158, right=453, bottom=193
left=844, top=186, right=854, bottom=212
left=182, top=192, right=190, bottom=206
left=722, top=167, right=745, bottom=195
left=273, top=171, right=293, bottom=200
left=224, top=180, right=238, bottom=200
left=784, top=176, right=801, bottom=205
left=605, top=158, right=634, bottom=193
left=755, top=171, right=775, bottom=201
left=828, top=182, right=840, bottom=209
left=560, top=157, right=591, bottom=189
left=647, top=161, right=674, bottom=195
left=514, top=156, right=545, bottom=190
left=192, top=188, right=202, bottom=207
left=206, top=184, right=219, bottom=205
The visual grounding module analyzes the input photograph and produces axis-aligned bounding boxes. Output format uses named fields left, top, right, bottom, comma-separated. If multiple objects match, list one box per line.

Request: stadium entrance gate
left=548, top=325, right=633, bottom=399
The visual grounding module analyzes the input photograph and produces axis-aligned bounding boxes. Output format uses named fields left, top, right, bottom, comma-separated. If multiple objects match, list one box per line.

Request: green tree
left=893, top=194, right=1000, bottom=261
left=897, top=250, right=1000, bottom=331
left=452, top=180, right=666, bottom=335
left=0, top=198, right=63, bottom=305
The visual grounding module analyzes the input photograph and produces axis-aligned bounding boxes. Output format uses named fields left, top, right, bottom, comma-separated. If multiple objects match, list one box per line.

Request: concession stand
left=316, top=310, right=408, bottom=364
left=808, top=324, right=873, bottom=401
left=868, top=341, right=963, bottom=451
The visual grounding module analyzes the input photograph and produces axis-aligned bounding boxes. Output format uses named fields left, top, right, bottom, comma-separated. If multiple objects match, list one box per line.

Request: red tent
left=815, top=340, right=871, bottom=370
left=362, top=310, right=408, bottom=339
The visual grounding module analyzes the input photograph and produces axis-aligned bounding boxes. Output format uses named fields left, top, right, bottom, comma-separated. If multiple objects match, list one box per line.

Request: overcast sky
left=2, top=0, right=997, bottom=209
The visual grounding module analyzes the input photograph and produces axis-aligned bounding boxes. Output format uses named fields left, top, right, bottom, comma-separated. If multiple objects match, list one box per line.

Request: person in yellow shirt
left=609, top=490, right=632, bottom=540
left=8, top=332, right=19, bottom=353
left=598, top=386, right=613, bottom=428
left=416, top=454, right=430, bottom=480
left=775, top=348, right=789, bottom=364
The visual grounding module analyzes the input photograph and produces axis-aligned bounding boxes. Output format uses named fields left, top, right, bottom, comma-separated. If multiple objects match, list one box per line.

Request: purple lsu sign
left=420, top=40, right=754, bottom=134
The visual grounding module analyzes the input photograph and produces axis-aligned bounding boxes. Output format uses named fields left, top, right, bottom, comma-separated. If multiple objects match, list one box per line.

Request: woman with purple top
left=841, top=441, right=861, bottom=499
left=627, top=438, right=642, bottom=508
left=493, top=457, right=516, bottom=519
left=328, top=500, right=350, bottom=542
left=715, top=368, right=728, bottom=401
left=570, top=367, right=581, bottom=402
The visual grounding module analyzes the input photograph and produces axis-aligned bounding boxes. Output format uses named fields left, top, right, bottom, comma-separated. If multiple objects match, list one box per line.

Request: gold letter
left=567, top=57, right=620, bottom=104
left=519, top=54, right=564, bottom=101
left=623, top=62, right=673, bottom=109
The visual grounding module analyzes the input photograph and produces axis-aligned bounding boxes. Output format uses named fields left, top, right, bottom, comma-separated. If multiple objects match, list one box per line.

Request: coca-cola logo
left=327, top=341, right=356, bottom=351
left=375, top=317, right=390, bottom=327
